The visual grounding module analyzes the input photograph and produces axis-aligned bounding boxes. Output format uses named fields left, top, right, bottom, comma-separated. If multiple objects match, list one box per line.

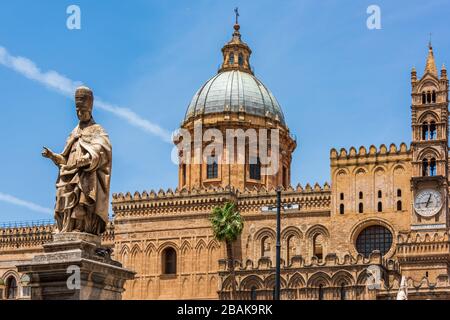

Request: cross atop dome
left=218, top=8, right=254, bottom=74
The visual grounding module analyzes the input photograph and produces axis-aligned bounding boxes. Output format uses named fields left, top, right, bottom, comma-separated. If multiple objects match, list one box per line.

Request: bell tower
left=410, top=43, right=449, bottom=230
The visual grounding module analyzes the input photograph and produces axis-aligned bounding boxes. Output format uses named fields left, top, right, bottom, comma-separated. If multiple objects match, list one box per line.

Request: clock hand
left=426, top=194, right=432, bottom=208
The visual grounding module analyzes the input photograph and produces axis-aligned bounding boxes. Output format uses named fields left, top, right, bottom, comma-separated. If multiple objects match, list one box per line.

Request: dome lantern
left=218, top=8, right=253, bottom=75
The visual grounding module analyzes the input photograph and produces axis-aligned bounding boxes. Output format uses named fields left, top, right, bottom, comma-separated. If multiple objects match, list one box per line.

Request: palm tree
left=210, top=202, right=244, bottom=299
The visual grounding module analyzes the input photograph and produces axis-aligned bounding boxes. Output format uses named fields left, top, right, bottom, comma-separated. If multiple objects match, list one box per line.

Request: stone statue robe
left=54, top=119, right=112, bottom=235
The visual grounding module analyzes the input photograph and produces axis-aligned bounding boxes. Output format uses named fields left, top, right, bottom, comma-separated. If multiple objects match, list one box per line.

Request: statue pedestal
left=17, top=232, right=135, bottom=300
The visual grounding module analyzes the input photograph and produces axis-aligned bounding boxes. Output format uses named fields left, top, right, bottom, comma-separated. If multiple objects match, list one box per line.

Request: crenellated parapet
left=0, top=221, right=115, bottom=251
left=112, top=186, right=239, bottom=218
left=0, top=224, right=54, bottom=251
left=237, top=183, right=331, bottom=214
left=330, top=143, right=411, bottom=166
left=112, top=182, right=331, bottom=219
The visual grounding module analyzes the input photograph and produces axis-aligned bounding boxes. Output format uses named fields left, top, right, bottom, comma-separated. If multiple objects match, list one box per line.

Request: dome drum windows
left=249, top=157, right=261, bottom=180
left=206, top=156, right=219, bottom=180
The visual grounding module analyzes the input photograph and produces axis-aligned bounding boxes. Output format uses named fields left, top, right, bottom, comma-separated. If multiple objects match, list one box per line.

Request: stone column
left=17, top=232, right=135, bottom=300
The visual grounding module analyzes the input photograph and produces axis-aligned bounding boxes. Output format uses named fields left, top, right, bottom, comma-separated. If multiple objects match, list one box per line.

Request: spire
left=218, top=8, right=253, bottom=75
left=424, top=41, right=438, bottom=76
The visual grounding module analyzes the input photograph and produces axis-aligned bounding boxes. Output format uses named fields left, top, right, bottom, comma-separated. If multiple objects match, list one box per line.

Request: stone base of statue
left=17, top=232, right=135, bottom=300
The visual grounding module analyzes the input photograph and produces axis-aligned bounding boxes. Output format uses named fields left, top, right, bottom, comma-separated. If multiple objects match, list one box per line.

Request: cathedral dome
left=183, top=19, right=286, bottom=126
left=184, top=70, right=286, bottom=125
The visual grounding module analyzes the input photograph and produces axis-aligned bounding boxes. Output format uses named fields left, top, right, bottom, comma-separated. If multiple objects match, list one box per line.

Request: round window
left=356, top=225, right=393, bottom=257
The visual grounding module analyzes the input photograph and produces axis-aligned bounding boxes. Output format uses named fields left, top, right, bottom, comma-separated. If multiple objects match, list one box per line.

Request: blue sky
left=0, top=0, right=449, bottom=223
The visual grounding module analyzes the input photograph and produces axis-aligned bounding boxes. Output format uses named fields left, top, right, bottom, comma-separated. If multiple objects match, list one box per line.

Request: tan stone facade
left=1, top=24, right=450, bottom=300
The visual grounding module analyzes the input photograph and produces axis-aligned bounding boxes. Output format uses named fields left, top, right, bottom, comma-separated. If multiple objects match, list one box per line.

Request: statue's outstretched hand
left=42, top=147, right=54, bottom=159
left=42, top=147, right=66, bottom=166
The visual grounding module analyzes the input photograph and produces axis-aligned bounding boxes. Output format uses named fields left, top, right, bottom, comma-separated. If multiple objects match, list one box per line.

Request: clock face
left=414, top=189, right=442, bottom=217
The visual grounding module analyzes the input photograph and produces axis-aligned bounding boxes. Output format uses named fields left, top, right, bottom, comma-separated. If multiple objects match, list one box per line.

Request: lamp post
left=274, top=189, right=281, bottom=300
left=261, top=191, right=299, bottom=301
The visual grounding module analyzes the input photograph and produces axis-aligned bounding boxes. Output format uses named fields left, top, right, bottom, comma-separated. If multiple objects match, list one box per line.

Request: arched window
left=286, top=235, right=296, bottom=264
left=313, top=234, right=324, bottom=262
left=340, top=283, right=346, bottom=300
left=432, top=90, right=436, bottom=103
left=340, top=193, right=344, bottom=200
left=397, top=189, right=402, bottom=197
left=397, top=200, right=402, bottom=211
left=6, top=277, right=17, bottom=300
left=430, top=121, right=436, bottom=140
left=318, top=284, right=324, bottom=300
left=282, top=166, right=288, bottom=188
left=377, top=202, right=383, bottom=212
left=250, top=286, right=257, bottom=300
left=249, top=157, right=261, bottom=180
left=422, top=92, right=426, bottom=104
left=358, top=203, right=364, bottom=214
left=359, top=192, right=363, bottom=199
left=427, top=91, right=432, bottom=104
left=422, top=158, right=429, bottom=176
left=430, top=158, right=436, bottom=176
left=339, top=204, right=344, bottom=215
left=378, top=190, right=382, bottom=199
left=182, top=164, right=186, bottom=186
left=261, top=236, right=271, bottom=257
left=207, top=156, right=218, bottom=179
left=238, top=54, right=244, bottom=66
left=356, top=225, right=393, bottom=257
left=162, top=248, right=177, bottom=275
left=229, top=53, right=235, bottom=65
left=422, top=122, right=429, bottom=140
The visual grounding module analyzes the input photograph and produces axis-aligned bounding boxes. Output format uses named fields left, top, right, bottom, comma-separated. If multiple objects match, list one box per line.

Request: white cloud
left=0, top=46, right=172, bottom=143
left=0, top=192, right=53, bottom=215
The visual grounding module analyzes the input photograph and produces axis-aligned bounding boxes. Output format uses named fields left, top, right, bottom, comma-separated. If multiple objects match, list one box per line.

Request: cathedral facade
left=1, top=20, right=450, bottom=300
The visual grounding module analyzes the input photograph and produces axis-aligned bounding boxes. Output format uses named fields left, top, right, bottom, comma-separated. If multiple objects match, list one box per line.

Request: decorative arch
left=417, top=147, right=440, bottom=161
left=181, top=241, right=192, bottom=274
left=335, top=168, right=350, bottom=178
left=418, top=110, right=440, bottom=123
left=288, top=273, right=306, bottom=288
left=254, top=228, right=276, bottom=241
left=196, top=240, right=207, bottom=273
left=195, top=238, right=208, bottom=250
left=240, top=275, right=264, bottom=290
left=307, top=272, right=331, bottom=287
left=372, top=165, right=387, bottom=175
left=208, top=240, right=220, bottom=272
left=417, top=79, right=439, bottom=93
left=392, top=164, right=406, bottom=175
left=221, top=275, right=238, bottom=292
left=157, top=241, right=179, bottom=254
left=305, top=225, right=330, bottom=239
left=264, top=274, right=287, bottom=289
left=353, top=167, right=367, bottom=175
left=331, top=271, right=354, bottom=286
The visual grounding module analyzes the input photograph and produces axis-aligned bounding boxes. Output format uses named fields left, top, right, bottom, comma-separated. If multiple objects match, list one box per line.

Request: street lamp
left=261, top=190, right=300, bottom=300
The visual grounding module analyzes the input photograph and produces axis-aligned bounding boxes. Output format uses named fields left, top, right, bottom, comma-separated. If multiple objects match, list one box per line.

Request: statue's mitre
left=75, top=86, right=94, bottom=98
